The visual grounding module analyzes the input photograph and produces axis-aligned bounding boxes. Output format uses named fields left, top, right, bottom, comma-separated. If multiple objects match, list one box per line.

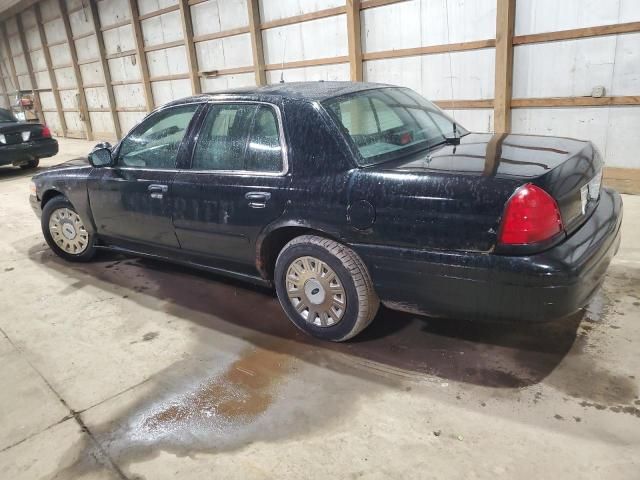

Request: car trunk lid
left=351, top=133, right=603, bottom=253
left=0, top=122, right=49, bottom=145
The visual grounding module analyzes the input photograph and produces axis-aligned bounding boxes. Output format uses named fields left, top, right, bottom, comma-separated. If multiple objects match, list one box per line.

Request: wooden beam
left=58, top=0, right=93, bottom=140
left=16, top=13, right=44, bottom=123
left=87, top=0, right=122, bottom=139
left=260, top=6, right=345, bottom=30
left=362, top=38, right=495, bottom=61
left=434, top=99, right=494, bottom=109
left=200, top=65, right=255, bottom=77
left=138, top=4, right=180, bottom=21
left=128, top=0, right=154, bottom=111
left=265, top=56, right=349, bottom=71
left=143, top=39, right=185, bottom=53
left=604, top=167, right=640, bottom=195
left=247, top=0, right=266, bottom=86
left=193, top=26, right=250, bottom=43
left=360, top=0, right=408, bottom=9
left=493, top=0, right=515, bottom=133
left=178, top=0, right=201, bottom=94
left=35, top=4, right=66, bottom=136
left=105, top=49, right=137, bottom=60
left=0, top=23, right=20, bottom=95
left=0, top=68, right=10, bottom=107
left=513, top=21, right=640, bottom=46
left=77, top=57, right=101, bottom=66
left=511, top=96, right=640, bottom=108
left=149, top=73, right=190, bottom=82
left=100, top=19, right=131, bottom=32
left=346, top=0, right=362, bottom=81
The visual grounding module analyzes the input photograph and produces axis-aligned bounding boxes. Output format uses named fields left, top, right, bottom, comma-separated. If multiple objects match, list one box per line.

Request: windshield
left=323, top=87, right=468, bottom=166
left=0, top=108, right=18, bottom=123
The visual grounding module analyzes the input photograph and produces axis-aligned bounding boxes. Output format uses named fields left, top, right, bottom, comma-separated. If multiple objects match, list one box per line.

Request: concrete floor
left=1, top=137, right=639, bottom=480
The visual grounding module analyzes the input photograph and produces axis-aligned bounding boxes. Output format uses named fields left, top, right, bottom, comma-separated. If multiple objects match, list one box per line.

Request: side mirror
left=88, top=146, right=113, bottom=167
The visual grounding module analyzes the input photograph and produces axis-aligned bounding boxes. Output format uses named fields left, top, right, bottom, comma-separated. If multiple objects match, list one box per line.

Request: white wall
left=1, top=0, right=639, bottom=168
left=512, top=0, right=640, bottom=168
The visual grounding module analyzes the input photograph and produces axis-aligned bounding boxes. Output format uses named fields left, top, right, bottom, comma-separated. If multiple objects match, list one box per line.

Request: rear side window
left=245, top=106, right=283, bottom=172
left=192, top=103, right=284, bottom=173
left=324, top=87, right=467, bottom=166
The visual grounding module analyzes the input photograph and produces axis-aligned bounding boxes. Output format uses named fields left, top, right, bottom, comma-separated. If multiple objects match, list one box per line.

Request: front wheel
left=41, top=196, right=96, bottom=262
left=274, top=235, right=379, bottom=342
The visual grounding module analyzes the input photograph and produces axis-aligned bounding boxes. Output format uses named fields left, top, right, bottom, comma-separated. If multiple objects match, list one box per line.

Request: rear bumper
left=355, top=187, right=623, bottom=322
left=0, top=138, right=58, bottom=165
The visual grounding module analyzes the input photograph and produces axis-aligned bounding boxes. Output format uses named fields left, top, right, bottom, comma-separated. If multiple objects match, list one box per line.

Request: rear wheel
left=41, top=196, right=96, bottom=262
left=19, top=159, right=39, bottom=169
left=274, top=235, right=379, bottom=341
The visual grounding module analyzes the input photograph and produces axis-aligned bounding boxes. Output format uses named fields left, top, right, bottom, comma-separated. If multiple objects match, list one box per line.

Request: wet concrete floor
left=0, top=138, right=639, bottom=479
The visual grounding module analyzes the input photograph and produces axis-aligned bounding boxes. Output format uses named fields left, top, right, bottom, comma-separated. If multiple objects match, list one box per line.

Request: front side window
left=192, top=103, right=283, bottom=173
left=117, top=104, right=200, bottom=169
left=323, top=87, right=468, bottom=166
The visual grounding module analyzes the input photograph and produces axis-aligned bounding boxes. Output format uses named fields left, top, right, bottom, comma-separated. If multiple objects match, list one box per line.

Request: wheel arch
left=256, top=221, right=344, bottom=281
left=40, top=188, right=64, bottom=208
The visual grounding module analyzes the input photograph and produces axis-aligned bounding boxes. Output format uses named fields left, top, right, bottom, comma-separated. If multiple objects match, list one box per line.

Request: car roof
left=165, top=81, right=394, bottom=107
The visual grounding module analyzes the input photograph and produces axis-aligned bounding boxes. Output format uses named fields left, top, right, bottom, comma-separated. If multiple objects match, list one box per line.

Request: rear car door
left=172, top=101, right=290, bottom=267
left=87, top=103, right=202, bottom=248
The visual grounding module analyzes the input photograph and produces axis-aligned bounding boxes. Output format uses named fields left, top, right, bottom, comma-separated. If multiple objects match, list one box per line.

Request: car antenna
left=279, top=33, right=287, bottom=83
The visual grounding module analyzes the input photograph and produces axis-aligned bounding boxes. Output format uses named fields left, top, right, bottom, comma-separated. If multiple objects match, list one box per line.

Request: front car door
left=172, top=101, right=290, bottom=269
left=87, top=103, right=203, bottom=248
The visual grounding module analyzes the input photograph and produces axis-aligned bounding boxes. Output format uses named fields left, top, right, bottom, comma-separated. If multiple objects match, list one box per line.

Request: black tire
left=41, top=196, right=96, bottom=262
left=274, top=235, right=379, bottom=342
left=19, top=159, right=39, bottom=169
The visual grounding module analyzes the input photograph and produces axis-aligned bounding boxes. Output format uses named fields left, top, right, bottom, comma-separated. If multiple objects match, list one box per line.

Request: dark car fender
left=34, top=165, right=97, bottom=234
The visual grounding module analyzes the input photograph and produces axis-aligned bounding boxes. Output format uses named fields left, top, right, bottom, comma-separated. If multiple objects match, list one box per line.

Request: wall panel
left=515, top=0, right=640, bottom=35
left=262, top=15, right=348, bottom=64
left=259, top=0, right=344, bottom=23
left=512, top=107, right=640, bottom=169
left=265, top=62, right=349, bottom=83
left=191, top=0, right=248, bottom=35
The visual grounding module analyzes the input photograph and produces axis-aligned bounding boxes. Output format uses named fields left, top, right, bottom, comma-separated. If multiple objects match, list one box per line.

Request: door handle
left=148, top=184, right=168, bottom=199
left=245, top=191, right=271, bottom=208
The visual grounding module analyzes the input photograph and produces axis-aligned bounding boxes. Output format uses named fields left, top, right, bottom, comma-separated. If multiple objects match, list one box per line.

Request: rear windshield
left=323, top=87, right=467, bottom=166
left=0, top=108, right=17, bottom=123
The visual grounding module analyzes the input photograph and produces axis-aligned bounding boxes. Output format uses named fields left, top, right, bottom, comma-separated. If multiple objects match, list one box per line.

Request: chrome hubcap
left=286, top=256, right=346, bottom=327
left=49, top=208, right=89, bottom=255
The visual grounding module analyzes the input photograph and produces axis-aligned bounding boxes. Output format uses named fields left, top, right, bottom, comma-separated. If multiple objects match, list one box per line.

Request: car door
left=87, top=103, right=203, bottom=248
left=172, top=101, right=291, bottom=267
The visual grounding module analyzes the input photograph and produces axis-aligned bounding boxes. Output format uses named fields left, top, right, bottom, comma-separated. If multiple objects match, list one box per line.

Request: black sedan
left=29, top=82, right=622, bottom=341
left=0, top=107, right=58, bottom=169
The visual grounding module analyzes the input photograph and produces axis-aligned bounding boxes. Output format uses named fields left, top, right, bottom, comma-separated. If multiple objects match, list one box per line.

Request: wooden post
left=178, top=0, right=201, bottom=95
left=58, top=0, right=93, bottom=140
left=494, top=0, right=515, bottom=133
left=0, top=23, right=20, bottom=101
left=129, top=0, right=155, bottom=112
left=128, top=0, right=154, bottom=112
left=0, top=71, right=10, bottom=107
left=35, top=4, right=67, bottom=136
left=346, top=0, right=363, bottom=81
left=247, top=0, right=266, bottom=86
left=87, top=0, right=122, bottom=139
left=16, top=14, right=44, bottom=123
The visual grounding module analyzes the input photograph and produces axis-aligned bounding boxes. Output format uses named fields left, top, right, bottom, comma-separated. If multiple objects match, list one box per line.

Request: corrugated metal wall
left=0, top=0, right=639, bottom=169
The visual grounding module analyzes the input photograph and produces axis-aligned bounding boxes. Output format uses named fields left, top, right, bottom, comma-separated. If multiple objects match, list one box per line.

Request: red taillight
left=498, top=184, right=563, bottom=245
left=41, top=126, right=52, bottom=138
